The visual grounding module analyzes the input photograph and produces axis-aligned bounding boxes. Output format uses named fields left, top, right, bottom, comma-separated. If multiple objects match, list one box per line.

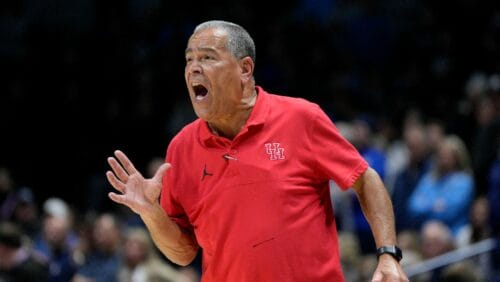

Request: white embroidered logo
left=265, top=143, right=285, bottom=160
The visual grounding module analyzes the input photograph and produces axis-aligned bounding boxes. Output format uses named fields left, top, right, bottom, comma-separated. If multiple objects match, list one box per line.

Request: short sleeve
left=308, top=107, right=368, bottom=189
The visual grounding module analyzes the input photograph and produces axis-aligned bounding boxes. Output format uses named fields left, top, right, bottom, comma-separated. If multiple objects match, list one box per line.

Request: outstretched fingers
left=107, top=157, right=129, bottom=182
left=108, top=192, right=128, bottom=206
left=114, top=150, right=139, bottom=176
left=106, top=170, right=126, bottom=193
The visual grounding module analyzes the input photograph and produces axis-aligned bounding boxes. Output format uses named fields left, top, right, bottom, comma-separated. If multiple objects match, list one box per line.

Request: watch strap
left=376, top=245, right=403, bottom=262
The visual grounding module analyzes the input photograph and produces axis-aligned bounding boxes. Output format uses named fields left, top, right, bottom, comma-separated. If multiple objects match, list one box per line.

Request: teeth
left=192, top=82, right=201, bottom=87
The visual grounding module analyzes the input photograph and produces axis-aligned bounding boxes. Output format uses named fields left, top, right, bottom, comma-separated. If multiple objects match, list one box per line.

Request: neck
left=208, top=88, right=257, bottom=139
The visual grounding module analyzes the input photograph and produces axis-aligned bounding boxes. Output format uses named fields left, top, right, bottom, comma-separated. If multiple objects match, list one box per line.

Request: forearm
left=140, top=204, right=199, bottom=266
left=353, top=168, right=397, bottom=248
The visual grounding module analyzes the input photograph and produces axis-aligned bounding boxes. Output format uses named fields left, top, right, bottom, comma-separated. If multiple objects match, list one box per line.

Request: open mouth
left=193, top=83, right=208, bottom=101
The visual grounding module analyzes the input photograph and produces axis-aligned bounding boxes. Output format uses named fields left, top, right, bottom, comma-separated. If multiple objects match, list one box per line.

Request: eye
left=203, top=55, right=214, bottom=61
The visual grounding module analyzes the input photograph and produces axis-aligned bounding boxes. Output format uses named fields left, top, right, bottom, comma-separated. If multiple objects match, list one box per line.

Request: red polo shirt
left=161, top=86, right=368, bottom=282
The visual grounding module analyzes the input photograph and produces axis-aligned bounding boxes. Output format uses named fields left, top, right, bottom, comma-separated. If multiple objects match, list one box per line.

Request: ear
left=239, top=57, right=254, bottom=82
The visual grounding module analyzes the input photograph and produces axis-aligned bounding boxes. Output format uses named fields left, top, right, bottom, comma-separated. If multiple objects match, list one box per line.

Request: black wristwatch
left=376, top=245, right=403, bottom=262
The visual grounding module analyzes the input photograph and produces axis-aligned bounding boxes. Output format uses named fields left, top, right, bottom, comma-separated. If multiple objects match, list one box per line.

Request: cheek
left=213, top=64, right=241, bottom=88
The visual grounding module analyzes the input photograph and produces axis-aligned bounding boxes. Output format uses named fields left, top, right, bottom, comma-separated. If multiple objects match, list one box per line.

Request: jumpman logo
left=201, top=164, right=213, bottom=181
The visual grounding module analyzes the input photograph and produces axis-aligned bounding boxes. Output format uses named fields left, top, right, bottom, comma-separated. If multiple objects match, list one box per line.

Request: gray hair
left=193, top=20, right=256, bottom=64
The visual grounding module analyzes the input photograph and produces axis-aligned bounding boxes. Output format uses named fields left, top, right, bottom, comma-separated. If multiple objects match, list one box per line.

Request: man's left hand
left=371, top=255, right=409, bottom=282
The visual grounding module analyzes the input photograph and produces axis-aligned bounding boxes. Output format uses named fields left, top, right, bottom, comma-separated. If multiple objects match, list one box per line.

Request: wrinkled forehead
left=186, top=28, right=228, bottom=53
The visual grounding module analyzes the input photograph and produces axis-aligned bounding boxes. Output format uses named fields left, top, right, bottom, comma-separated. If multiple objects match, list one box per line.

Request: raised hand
left=106, top=150, right=171, bottom=216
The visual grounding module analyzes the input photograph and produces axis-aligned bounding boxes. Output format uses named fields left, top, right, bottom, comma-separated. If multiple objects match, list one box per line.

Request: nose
left=186, top=60, right=202, bottom=75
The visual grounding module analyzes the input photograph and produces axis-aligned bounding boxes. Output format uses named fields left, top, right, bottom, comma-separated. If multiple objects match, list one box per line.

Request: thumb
left=153, top=163, right=172, bottom=182
left=371, top=271, right=383, bottom=282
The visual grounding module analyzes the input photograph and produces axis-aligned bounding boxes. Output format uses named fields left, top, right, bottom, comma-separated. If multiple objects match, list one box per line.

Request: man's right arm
left=106, top=150, right=199, bottom=266
left=140, top=203, right=199, bottom=266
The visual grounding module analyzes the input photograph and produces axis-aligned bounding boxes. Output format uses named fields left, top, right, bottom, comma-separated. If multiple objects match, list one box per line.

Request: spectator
left=417, top=220, right=455, bottom=282
left=0, top=221, right=49, bottom=282
left=408, top=135, right=475, bottom=237
left=470, top=94, right=499, bottom=195
left=396, top=230, right=422, bottom=267
left=10, top=186, right=40, bottom=239
left=34, top=197, right=79, bottom=282
left=118, top=227, right=195, bottom=282
left=425, top=119, right=446, bottom=167
left=455, top=196, right=491, bottom=248
left=351, top=114, right=386, bottom=178
left=441, top=261, right=481, bottom=282
left=0, top=166, right=17, bottom=221
left=392, top=123, right=432, bottom=233
left=72, top=213, right=122, bottom=282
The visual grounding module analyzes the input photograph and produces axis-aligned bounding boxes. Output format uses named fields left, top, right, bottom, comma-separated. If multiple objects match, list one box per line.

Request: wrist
left=376, top=245, right=403, bottom=262
left=140, top=203, right=166, bottom=224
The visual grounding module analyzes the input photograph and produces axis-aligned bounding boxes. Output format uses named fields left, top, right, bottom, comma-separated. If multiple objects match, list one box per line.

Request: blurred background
left=1, top=0, right=499, bottom=281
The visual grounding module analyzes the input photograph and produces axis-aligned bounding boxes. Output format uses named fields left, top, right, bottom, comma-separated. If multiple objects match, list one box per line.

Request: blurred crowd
left=1, top=0, right=500, bottom=281
left=0, top=164, right=201, bottom=282
left=331, top=87, right=500, bottom=280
